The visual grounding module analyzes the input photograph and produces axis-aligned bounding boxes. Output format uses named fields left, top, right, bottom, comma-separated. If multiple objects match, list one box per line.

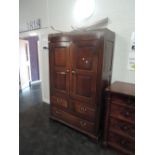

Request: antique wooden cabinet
left=103, top=81, right=135, bottom=154
left=48, top=29, right=115, bottom=141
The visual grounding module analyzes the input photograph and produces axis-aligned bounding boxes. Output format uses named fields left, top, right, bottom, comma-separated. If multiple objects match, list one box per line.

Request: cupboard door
left=49, top=42, right=70, bottom=95
left=70, top=40, right=100, bottom=104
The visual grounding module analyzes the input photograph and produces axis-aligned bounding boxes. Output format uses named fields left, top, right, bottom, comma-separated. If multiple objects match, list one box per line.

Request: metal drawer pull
left=56, top=98, right=60, bottom=103
left=80, top=107, right=87, bottom=112
left=56, top=98, right=59, bottom=102
left=80, top=121, right=86, bottom=126
left=56, top=98, right=62, bottom=104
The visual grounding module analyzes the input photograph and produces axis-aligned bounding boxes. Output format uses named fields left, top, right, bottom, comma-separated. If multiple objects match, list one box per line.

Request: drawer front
left=51, top=96, right=68, bottom=109
left=108, top=132, right=135, bottom=153
left=71, top=100, right=96, bottom=122
left=51, top=106, right=95, bottom=133
left=111, top=94, right=135, bottom=107
left=110, top=104, right=135, bottom=123
left=109, top=118, right=135, bottom=138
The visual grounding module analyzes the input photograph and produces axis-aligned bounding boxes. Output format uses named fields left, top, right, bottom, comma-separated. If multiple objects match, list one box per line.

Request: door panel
left=70, top=40, right=100, bottom=104
left=54, top=70, right=67, bottom=91
left=49, top=42, right=70, bottom=95
left=76, top=74, right=91, bottom=97
left=54, top=47, right=67, bottom=66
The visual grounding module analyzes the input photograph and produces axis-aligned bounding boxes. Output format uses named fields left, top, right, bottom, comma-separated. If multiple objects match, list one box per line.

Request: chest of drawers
left=103, top=81, right=135, bottom=155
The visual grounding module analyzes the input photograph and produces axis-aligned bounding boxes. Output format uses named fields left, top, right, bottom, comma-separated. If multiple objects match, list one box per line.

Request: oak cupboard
left=48, top=29, right=115, bottom=141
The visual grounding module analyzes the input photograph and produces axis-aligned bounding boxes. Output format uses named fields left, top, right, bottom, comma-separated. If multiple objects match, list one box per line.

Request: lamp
left=73, top=0, right=95, bottom=23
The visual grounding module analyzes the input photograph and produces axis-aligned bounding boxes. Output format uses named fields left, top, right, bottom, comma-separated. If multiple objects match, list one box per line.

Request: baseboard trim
left=43, top=98, right=50, bottom=104
left=30, top=80, right=41, bottom=85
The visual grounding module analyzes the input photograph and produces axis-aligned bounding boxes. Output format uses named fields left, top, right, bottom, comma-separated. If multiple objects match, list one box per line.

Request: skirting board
left=30, top=80, right=41, bottom=85
left=43, top=98, right=50, bottom=104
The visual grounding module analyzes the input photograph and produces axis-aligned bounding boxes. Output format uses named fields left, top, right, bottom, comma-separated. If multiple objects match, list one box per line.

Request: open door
left=19, top=39, right=31, bottom=90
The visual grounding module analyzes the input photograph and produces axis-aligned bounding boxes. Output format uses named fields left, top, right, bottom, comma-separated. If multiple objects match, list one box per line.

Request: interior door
left=19, top=39, right=31, bottom=90
left=49, top=42, right=70, bottom=95
left=70, top=40, right=100, bottom=104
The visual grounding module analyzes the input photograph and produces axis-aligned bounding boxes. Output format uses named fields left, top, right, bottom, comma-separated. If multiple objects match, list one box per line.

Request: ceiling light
left=73, top=0, right=95, bottom=23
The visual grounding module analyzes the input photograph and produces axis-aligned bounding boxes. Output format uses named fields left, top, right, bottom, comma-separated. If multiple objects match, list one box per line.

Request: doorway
left=19, top=35, right=40, bottom=90
left=19, top=39, right=31, bottom=90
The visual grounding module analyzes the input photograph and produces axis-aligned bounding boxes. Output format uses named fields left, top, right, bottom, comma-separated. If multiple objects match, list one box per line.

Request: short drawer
left=71, top=100, right=96, bottom=122
left=111, top=94, right=135, bottom=107
left=51, top=96, right=68, bottom=109
left=110, top=104, right=135, bottom=123
left=108, top=132, right=135, bottom=154
left=109, top=118, right=135, bottom=138
left=51, top=106, right=95, bottom=133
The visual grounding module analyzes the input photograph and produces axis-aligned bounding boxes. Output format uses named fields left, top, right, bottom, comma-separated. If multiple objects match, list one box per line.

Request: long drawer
left=108, top=132, right=135, bottom=154
left=109, top=118, right=135, bottom=138
left=110, top=104, right=135, bottom=123
left=111, top=94, right=135, bottom=107
left=70, top=100, right=96, bottom=122
left=51, top=106, right=95, bottom=133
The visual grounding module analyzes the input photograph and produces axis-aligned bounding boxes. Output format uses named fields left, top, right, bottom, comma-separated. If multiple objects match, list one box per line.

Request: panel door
left=49, top=42, right=70, bottom=95
left=70, top=40, right=100, bottom=104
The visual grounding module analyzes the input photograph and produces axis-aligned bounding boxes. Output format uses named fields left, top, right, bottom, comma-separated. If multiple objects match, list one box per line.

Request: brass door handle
left=66, top=69, right=70, bottom=73
left=57, top=71, right=66, bottom=75
left=72, top=70, right=76, bottom=74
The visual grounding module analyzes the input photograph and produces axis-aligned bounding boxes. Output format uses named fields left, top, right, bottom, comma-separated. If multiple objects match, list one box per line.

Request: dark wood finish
left=51, top=106, right=95, bottom=134
left=70, top=99, right=96, bottom=122
left=49, top=29, right=115, bottom=141
left=103, top=81, right=135, bottom=155
left=108, top=132, right=135, bottom=154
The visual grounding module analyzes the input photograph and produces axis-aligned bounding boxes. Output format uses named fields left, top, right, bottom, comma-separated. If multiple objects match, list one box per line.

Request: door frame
left=19, top=39, right=32, bottom=90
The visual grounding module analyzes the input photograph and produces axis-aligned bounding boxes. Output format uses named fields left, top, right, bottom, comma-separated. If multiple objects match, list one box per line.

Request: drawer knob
left=120, top=139, right=127, bottom=146
left=80, top=121, right=86, bottom=126
left=55, top=110, right=61, bottom=115
left=56, top=98, right=59, bottom=103
left=123, top=125, right=129, bottom=130
left=121, top=125, right=129, bottom=131
left=124, top=111, right=130, bottom=117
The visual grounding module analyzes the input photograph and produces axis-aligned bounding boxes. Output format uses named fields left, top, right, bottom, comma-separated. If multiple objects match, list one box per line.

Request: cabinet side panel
left=102, top=40, right=114, bottom=86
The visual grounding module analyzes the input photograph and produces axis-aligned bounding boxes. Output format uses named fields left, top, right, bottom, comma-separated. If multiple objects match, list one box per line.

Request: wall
left=19, top=0, right=135, bottom=103
left=25, top=36, right=40, bottom=81
left=19, top=0, right=48, bottom=32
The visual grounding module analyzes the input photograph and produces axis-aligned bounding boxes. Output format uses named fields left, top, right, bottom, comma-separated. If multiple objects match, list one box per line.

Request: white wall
left=19, top=0, right=135, bottom=103
left=19, top=0, right=49, bottom=32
